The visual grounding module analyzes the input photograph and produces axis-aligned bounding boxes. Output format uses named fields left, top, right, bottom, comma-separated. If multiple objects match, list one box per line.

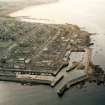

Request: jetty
left=0, top=23, right=93, bottom=95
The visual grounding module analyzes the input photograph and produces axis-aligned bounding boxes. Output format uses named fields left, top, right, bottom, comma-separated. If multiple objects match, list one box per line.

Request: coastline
left=1, top=0, right=104, bottom=97
left=0, top=0, right=58, bottom=16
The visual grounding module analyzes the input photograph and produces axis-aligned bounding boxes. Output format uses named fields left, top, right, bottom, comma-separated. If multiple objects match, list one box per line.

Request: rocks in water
left=90, top=65, right=105, bottom=85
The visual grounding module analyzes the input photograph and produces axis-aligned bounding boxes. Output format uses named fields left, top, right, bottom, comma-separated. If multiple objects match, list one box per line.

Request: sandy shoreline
left=0, top=0, right=58, bottom=16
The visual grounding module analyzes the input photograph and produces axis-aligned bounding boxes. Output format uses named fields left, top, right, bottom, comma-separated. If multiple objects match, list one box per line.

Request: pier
left=0, top=47, right=92, bottom=95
